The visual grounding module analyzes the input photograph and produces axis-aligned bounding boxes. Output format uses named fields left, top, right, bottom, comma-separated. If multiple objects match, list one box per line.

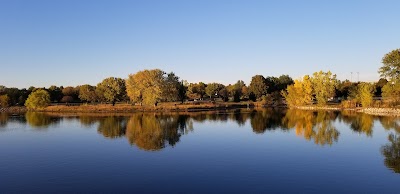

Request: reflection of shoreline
left=3, top=110, right=400, bottom=174
left=2, top=110, right=400, bottom=148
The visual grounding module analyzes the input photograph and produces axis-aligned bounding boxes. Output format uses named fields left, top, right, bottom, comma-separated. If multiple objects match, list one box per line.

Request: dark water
left=0, top=109, right=400, bottom=193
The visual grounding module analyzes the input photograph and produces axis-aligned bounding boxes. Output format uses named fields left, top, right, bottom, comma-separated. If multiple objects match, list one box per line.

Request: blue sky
left=1, top=0, right=399, bottom=88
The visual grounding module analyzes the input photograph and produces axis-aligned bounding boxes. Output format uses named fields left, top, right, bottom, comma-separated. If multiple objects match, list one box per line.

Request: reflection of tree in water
left=379, top=117, right=400, bottom=173
left=79, top=116, right=99, bottom=127
left=379, top=116, right=400, bottom=133
left=250, top=109, right=286, bottom=134
left=25, top=112, right=61, bottom=129
left=282, top=109, right=339, bottom=146
left=229, top=109, right=250, bottom=126
left=0, top=113, right=8, bottom=128
left=381, top=134, right=400, bottom=173
left=125, top=114, right=189, bottom=151
left=340, top=111, right=374, bottom=136
left=313, top=111, right=340, bottom=146
left=97, top=116, right=127, bottom=138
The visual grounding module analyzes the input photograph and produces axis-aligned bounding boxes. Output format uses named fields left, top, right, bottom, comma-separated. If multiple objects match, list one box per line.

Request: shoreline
left=293, top=105, right=400, bottom=116
left=1, top=104, right=400, bottom=117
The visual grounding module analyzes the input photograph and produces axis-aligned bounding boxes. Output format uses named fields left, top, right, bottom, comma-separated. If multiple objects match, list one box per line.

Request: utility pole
left=351, top=72, right=353, bottom=82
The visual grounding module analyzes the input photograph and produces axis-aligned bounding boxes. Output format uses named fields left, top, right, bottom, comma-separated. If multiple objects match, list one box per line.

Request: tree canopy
left=312, top=71, right=338, bottom=105
left=25, top=89, right=51, bottom=109
left=96, top=77, right=127, bottom=105
left=282, top=75, right=313, bottom=107
left=126, top=69, right=183, bottom=105
left=379, top=48, right=400, bottom=81
left=79, top=84, right=98, bottom=103
left=249, top=75, right=268, bottom=100
left=205, top=83, right=225, bottom=98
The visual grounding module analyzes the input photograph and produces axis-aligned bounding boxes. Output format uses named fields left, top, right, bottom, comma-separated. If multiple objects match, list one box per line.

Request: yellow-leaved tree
left=282, top=75, right=313, bottom=107
left=126, top=69, right=165, bottom=105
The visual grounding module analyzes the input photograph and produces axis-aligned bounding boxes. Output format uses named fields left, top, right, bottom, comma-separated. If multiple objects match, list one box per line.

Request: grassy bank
left=26, top=102, right=254, bottom=113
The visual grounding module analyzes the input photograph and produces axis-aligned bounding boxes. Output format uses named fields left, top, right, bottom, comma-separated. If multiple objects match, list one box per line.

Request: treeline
left=283, top=48, right=400, bottom=108
left=0, top=70, right=295, bottom=109
left=0, top=48, right=399, bottom=109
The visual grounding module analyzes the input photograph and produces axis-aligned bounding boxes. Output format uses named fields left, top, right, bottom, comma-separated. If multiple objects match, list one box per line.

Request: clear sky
left=1, top=0, right=399, bottom=88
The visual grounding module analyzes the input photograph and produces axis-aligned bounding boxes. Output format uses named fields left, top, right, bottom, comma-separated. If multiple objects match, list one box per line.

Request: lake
left=0, top=109, right=399, bottom=193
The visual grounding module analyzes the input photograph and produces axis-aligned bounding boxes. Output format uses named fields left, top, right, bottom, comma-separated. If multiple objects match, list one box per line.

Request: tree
left=0, top=95, right=9, bottom=108
left=205, top=83, right=225, bottom=98
left=2, top=87, right=22, bottom=106
left=277, top=75, right=294, bottom=91
left=25, top=89, right=51, bottom=109
left=62, top=86, right=78, bottom=102
left=0, top=85, right=5, bottom=94
left=231, top=80, right=246, bottom=102
left=126, top=69, right=165, bottom=105
left=162, top=72, right=181, bottom=102
left=79, top=84, right=98, bottom=103
left=249, top=75, right=268, bottom=100
left=97, top=77, right=127, bottom=105
left=186, top=82, right=206, bottom=100
left=351, top=82, right=375, bottom=107
left=311, top=71, right=337, bottom=105
left=375, top=78, right=388, bottom=97
left=218, top=87, right=229, bottom=102
left=60, top=96, right=74, bottom=103
left=265, top=76, right=279, bottom=93
left=382, top=81, right=400, bottom=105
left=336, top=80, right=355, bottom=99
left=379, top=49, right=400, bottom=81
left=282, top=75, right=313, bottom=107
left=48, top=85, right=63, bottom=102
left=177, top=81, right=187, bottom=103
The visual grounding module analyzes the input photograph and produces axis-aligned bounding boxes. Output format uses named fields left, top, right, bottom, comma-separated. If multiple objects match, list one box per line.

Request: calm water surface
left=0, top=109, right=400, bottom=193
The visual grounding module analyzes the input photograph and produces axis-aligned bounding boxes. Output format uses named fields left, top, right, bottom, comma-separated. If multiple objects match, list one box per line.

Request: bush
left=25, top=89, right=50, bottom=109
left=341, top=100, right=357, bottom=108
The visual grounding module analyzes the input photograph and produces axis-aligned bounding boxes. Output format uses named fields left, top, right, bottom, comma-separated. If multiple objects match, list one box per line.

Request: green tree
left=186, top=82, right=206, bottom=100
left=162, top=72, right=181, bottom=102
left=25, top=89, right=51, bottom=109
left=205, top=83, right=225, bottom=98
left=352, top=82, right=375, bottom=107
left=177, top=81, right=187, bottom=103
left=48, top=85, right=63, bottom=102
left=311, top=71, right=337, bottom=105
left=249, top=75, right=268, bottom=100
left=375, top=78, right=388, bottom=97
left=1, top=87, right=23, bottom=106
left=379, top=48, right=400, bottom=81
left=97, top=77, right=127, bottom=105
left=0, top=95, right=9, bottom=108
left=382, top=81, right=400, bottom=105
left=232, top=80, right=246, bottom=102
left=277, top=74, right=294, bottom=91
left=79, top=84, right=98, bottom=103
left=126, top=69, right=165, bottom=105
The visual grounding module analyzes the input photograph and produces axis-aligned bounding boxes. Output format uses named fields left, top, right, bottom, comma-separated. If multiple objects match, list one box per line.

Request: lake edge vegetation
left=1, top=48, right=400, bottom=112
